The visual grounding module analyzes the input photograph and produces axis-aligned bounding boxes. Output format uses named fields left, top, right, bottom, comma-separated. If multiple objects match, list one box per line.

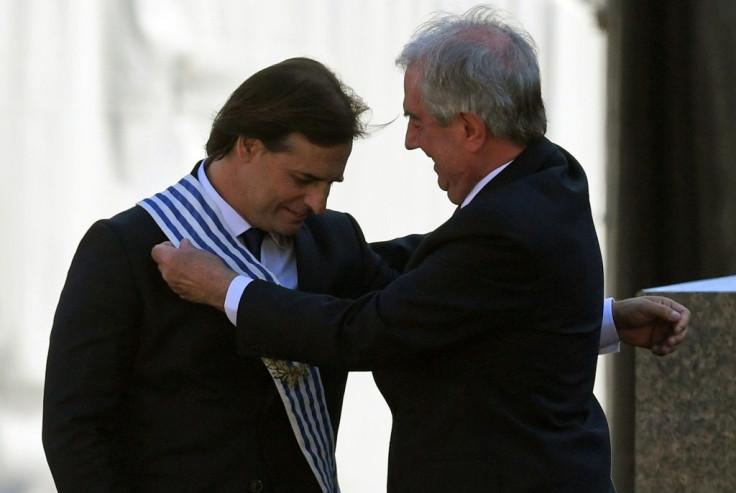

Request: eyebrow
left=298, top=171, right=344, bottom=183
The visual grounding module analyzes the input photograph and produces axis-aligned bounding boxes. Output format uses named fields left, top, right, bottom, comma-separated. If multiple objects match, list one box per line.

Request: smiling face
left=228, top=133, right=351, bottom=236
left=402, top=65, right=486, bottom=205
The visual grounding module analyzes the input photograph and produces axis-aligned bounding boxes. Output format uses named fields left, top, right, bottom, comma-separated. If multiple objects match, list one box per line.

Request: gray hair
left=396, top=5, right=547, bottom=145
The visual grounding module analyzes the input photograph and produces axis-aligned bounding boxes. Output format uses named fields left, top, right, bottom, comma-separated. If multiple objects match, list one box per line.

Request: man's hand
left=151, top=239, right=237, bottom=310
left=613, top=296, right=690, bottom=356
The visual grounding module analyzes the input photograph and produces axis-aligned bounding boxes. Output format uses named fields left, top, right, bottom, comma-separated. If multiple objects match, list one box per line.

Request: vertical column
left=606, top=1, right=736, bottom=490
left=636, top=277, right=736, bottom=491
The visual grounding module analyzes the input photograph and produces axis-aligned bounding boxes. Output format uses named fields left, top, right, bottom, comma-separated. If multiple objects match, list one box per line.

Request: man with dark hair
left=152, top=7, right=688, bottom=493
left=42, top=57, right=392, bottom=493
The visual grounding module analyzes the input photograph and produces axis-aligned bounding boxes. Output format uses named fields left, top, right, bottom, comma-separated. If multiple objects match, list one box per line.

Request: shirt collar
left=459, top=160, right=513, bottom=209
left=197, top=162, right=252, bottom=236
left=197, top=162, right=292, bottom=249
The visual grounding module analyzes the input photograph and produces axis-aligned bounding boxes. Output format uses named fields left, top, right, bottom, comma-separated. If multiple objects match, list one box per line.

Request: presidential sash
left=139, top=173, right=339, bottom=493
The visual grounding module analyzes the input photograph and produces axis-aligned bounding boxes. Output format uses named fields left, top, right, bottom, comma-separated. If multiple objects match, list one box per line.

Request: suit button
left=249, top=479, right=264, bottom=492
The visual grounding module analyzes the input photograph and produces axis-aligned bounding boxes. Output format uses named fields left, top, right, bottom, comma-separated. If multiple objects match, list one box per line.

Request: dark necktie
left=240, top=228, right=265, bottom=261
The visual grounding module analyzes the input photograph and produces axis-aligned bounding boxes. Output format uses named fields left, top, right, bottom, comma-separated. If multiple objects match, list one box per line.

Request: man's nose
left=404, top=124, right=419, bottom=150
left=304, top=185, right=329, bottom=215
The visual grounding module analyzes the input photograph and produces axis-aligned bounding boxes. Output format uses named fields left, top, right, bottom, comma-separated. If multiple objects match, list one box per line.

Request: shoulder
left=434, top=139, right=595, bottom=254
left=299, top=210, right=375, bottom=264
left=473, top=140, right=589, bottom=220
left=82, top=205, right=166, bottom=254
left=106, top=205, right=158, bottom=229
left=305, top=209, right=358, bottom=228
left=303, top=209, right=363, bottom=240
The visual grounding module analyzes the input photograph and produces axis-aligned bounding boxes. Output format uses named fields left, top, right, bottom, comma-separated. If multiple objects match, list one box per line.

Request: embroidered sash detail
left=139, top=173, right=339, bottom=493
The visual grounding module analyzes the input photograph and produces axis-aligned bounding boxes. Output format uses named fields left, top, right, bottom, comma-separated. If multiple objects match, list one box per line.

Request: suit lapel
left=293, top=221, right=325, bottom=293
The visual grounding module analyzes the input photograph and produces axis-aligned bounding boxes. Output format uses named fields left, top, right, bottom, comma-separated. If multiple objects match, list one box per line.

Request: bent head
left=230, top=133, right=351, bottom=236
left=207, top=57, right=368, bottom=158
left=206, top=58, right=367, bottom=235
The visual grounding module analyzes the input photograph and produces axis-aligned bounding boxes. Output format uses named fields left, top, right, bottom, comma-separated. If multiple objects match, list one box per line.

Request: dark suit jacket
left=237, top=137, right=613, bottom=492
left=43, top=187, right=394, bottom=492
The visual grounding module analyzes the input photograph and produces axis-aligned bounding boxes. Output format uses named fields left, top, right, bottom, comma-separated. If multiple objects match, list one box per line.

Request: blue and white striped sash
left=139, top=174, right=339, bottom=493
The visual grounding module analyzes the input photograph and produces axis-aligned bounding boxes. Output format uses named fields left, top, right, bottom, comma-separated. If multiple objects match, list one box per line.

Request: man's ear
left=458, top=112, right=487, bottom=152
left=235, top=136, right=264, bottom=162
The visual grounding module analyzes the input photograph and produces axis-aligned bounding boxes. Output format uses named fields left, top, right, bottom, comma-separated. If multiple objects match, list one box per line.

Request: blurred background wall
left=0, top=1, right=608, bottom=491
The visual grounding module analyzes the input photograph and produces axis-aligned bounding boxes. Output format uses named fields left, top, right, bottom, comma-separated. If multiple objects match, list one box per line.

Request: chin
left=446, top=187, right=463, bottom=205
left=277, top=223, right=303, bottom=237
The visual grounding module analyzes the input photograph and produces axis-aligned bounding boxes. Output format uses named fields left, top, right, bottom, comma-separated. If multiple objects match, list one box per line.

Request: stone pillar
left=634, top=276, right=736, bottom=491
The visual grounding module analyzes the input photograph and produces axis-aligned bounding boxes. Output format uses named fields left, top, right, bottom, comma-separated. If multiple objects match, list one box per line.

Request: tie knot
left=240, top=228, right=264, bottom=260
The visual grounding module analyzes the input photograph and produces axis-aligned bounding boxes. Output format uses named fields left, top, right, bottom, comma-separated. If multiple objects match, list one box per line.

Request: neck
left=479, top=137, right=525, bottom=174
left=450, top=138, right=524, bottom=205
left=205, top=155, right=236, bottom=204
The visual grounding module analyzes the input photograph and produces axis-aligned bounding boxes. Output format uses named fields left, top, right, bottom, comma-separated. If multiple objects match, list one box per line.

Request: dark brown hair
left=206, top=57, right=369, bottom=159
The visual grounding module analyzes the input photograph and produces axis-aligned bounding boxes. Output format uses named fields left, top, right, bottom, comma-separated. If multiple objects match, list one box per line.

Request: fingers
left=640, top=298, right=683, bottom=324
left=654, top=295, right=688, bottom=313
left=644, top=296, right=690, bottom=321
left=636, top=296, right=690, bottom=356
left=151, top=242, right=173, bottom=263
left=655, top=296, right=690, bottom=340
left=151, top=238, right=197, bottom=263
left=672, top=305, right=691, bottom=335
left=651, top=323, right=689, bottom=356
left=643, top=296, right=691, bottom=336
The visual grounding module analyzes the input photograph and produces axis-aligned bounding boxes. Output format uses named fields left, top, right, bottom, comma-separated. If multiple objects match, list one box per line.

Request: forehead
left=403, top=65, right=422, bottom=101
left=277, top=133, right=351, bottom=178
left=402, top=65, right=428, bottom=118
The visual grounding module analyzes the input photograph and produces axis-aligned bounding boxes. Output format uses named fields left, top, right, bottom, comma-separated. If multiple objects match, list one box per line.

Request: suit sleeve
left=372, top=235, right=617, bottom=353
left=42, top=221, right=139, bottom=492
left=237, top=220, right=536, bottom=370
left=369, top=234, right=427, bottom=273
left=343, top=213, right=399, bottom=294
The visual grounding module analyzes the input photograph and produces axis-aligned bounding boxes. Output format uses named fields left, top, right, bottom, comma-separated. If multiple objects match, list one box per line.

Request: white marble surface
left=644, top=275, right=736, bottom=293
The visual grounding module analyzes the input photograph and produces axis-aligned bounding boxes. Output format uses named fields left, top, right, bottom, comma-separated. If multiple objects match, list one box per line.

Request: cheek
left=422, top=141, right=440, bottom=161
left=421, top=128, right=443, bottom=152
left=275, top=182, right=305, bottom=206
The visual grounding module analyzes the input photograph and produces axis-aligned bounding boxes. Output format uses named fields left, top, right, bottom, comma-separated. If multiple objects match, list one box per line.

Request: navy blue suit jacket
left=237, top=137, right=613, bottom=492
left=43, top=172, right=394, bottom=492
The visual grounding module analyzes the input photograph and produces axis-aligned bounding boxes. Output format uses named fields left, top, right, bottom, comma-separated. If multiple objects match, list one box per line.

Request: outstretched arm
left=152, top=242, right=690, bottom=358
left=370, top=234, right=427, bottom=272
left=612, top=296, right=690, bottom=356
